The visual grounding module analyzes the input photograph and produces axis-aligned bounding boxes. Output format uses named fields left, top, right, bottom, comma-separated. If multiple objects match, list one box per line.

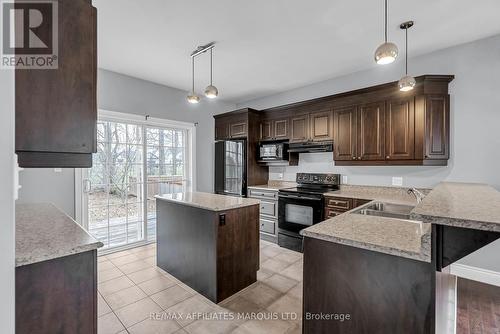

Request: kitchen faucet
left=407, top=188, right=426, bottom=203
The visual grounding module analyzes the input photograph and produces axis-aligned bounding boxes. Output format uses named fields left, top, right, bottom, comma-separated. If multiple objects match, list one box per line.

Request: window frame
left=75, top=109, right=196, bottom=253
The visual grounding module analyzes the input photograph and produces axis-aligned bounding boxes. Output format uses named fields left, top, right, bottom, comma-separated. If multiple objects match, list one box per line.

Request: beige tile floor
left=98, top=240, right=303, bottom=334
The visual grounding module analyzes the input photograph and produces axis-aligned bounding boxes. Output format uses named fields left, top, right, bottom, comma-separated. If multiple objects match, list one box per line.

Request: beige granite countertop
left=301, top=213, right=432, bottom=262
left=410, top=182, right=500, bottom=232
left=325, top=184, right=423, bottom=206
left=302, top=184, right=429, bottom=262
left=16, top=203, right=103, bottom=267
left=248, top=181, right=297, bottom=191
left=155, top=192, right=260, bottom=212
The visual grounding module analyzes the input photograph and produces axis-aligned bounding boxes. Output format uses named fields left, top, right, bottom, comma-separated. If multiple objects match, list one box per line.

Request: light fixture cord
left=191, top=57, right=195, bottom=92
left=405, top=27, right=408, bottom=75
left=210, top=48, right=213, bottom=86
left=384, top=0, right=388, bottom=42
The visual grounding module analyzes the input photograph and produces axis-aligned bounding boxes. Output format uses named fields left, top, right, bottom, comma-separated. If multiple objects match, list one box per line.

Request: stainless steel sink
left=352, top=202, right=415, bottom=220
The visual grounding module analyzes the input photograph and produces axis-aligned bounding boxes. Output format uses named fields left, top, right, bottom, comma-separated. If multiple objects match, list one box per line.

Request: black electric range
left=277, top=173, right=340, bottom=252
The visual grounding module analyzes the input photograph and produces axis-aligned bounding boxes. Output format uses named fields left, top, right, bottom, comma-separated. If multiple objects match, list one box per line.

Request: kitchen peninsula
left=155, top=192, right=260, bottom=303
left=16, top=203, right=103, bottom=334
left=301, top=182, right=500, bottom=334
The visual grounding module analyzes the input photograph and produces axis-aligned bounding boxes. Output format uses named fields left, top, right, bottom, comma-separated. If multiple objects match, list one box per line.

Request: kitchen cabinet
left=259, top=117, right=289, bottom=141
left=214, top=108, right=268, bottom=188
left=248, top=187, right=279, bottom=243
left=290, top=114, right=310, bottom=143
left=333, top=105, right=357, bottom=161
left=215, top=118, right=247, bottom=140
left=324, top=195, right=372, bottom=220
left=15, top=0, right=97, bottom=168
left=358, top=101, right=386, bottom=161
left=423, top=95, right=449, bottom=160
left=216, top=75, right=453, bottom=166
left=386, top=97, right=415, bottom=160
left=310, top=109, right=334, bottom=142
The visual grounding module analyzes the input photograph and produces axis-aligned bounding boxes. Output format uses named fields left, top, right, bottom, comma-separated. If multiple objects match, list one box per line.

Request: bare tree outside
left=87, top=120, right=188, bottom=249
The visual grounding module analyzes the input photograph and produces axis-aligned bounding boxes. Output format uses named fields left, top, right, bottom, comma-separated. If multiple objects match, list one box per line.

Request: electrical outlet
left=342, top=176, right=348, bottom=184
left=392, top=177, right=403, bottom=187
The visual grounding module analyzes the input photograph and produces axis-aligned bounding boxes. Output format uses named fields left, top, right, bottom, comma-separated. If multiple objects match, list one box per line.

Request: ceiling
left=94, top=0, right=500, bottom=102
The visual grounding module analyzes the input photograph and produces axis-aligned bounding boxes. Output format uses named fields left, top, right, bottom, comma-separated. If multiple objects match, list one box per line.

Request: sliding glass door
left=79, top=114, right=193, bottom=251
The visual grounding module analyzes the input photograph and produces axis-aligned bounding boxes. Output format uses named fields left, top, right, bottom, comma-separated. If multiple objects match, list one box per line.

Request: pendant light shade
left=398, top=75, right=416, bottom=91
left=374, top=42, right=399, bottom=65
left=205, top=48, right=219, bottom=99
left=187, top=57, right=200, bottom=103
left=398, top=21, right=416, bottom=92
left=374, top=0, right=398, bottom=65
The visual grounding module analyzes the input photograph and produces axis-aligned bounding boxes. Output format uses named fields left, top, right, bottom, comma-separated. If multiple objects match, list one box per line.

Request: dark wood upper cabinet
left=273, top=118, right=289, bottom=140
left=15, top=0, right=97, bottom=168
left=217, top=75, right=453, bottom=166
left=259, top=117, right=289, bottom=141
left=290, top=114, right=310, bottom=143
left=333, top=105, right=357, bottom=161
left=385, top=97, right=415, bottom=160
left=229, top=122, right=247, bottom=138
left=215, top=122, right=230, bottom=140
left=424, top=95, right=449, bottom=160
left=358, top=101, right=385, bottom=161
left=310, top=110, right=334, bottom=142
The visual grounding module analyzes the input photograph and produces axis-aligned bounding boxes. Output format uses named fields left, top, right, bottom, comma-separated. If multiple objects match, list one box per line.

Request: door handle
left=83, top=179, right=92, bottom=193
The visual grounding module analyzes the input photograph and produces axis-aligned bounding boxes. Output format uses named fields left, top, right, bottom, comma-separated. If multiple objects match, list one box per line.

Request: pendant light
left=374, top=0, right=398, bottom=65
left=204, top=48, right=218, bottom=99
left=398, top=21, right=416, bottom=92
left=187, top=57, right=200, bottom=103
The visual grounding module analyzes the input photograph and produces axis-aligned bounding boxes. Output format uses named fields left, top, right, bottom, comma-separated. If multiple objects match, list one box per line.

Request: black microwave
left=259, top=142, right=288, bottom=161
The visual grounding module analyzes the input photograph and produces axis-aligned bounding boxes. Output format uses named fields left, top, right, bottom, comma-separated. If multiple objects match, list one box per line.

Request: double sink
left=352, top=202, right=415, bottom=220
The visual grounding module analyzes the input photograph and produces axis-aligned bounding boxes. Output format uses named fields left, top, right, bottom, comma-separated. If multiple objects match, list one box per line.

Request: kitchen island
left=155, top=192, right=260, bottom=303
left=16, top=203, right=103, bottom=334
left=301, top=182, right=500, bottom=334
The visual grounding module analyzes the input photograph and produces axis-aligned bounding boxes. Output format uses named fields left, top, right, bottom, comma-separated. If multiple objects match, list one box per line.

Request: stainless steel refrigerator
left=214, top=140, right=247, bottom=197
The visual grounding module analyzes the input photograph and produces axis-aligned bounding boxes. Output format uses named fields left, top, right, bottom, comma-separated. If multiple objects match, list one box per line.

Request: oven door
left=278, top=193, right=323, bottom=236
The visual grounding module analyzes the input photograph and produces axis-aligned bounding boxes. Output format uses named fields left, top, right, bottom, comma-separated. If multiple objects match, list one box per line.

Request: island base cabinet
left=303, top=238, right=435, bottom=334
left=16, top=250, right=97, bottom=334
left=157, top=200, right=259, bottom=303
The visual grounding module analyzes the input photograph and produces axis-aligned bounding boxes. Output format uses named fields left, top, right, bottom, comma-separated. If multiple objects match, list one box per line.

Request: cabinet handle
left=358, top=157, right=361, bottom=160
left=352, top=156, right=356, bottom=160
left=386, top=156, right=390, bottom=159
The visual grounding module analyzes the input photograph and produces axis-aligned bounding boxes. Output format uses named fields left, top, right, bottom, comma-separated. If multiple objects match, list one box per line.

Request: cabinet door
left=310, top=110, right=333, bottom=142
left=385, top=98, right=415, bottom=160
left=215, top=121, right=229, bottom=140
left=15, top=0, right=97, bottom=166
left=290, top=114, right=310, bottom=143
left=229, top=122, right=247, bottom=138
left=358, top=101, right=386, bottom=161
left=260, top=121, right=273, bottom=141
left=273, top=118, right=289, bottom=140
left=333, top=106, right=357, bottom=161
left=425, top=95, right=449, bottom=160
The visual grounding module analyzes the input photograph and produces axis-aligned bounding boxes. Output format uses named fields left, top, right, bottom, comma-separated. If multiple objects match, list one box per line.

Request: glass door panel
left=85, top=120, right=145, bottom=250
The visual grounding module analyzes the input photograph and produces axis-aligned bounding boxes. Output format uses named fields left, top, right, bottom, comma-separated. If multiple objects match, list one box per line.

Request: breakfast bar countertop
left=16, top=203, right=103, bottom=267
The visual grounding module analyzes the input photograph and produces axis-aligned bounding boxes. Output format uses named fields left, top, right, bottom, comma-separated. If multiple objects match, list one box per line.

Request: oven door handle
left=278, top=194, right=322, bottom=201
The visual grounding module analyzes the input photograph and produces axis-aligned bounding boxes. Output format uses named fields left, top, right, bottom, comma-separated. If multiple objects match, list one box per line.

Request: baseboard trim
left=450, top=263, right=500, bottom=287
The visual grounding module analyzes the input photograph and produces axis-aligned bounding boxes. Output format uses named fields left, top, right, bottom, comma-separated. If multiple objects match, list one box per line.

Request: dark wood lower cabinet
left=303, top=237, right=435, bottom=334
left=156, top=200, right=259, bottom=303
left=16, top=250, right=97, bottom=334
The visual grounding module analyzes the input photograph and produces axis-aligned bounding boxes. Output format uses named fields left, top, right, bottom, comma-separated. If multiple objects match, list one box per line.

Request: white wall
left=18, top=69, right=236, bottom=217
left=0, top=65, right=16, bottom=332
left=238, top=34, right=500, bottom=190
